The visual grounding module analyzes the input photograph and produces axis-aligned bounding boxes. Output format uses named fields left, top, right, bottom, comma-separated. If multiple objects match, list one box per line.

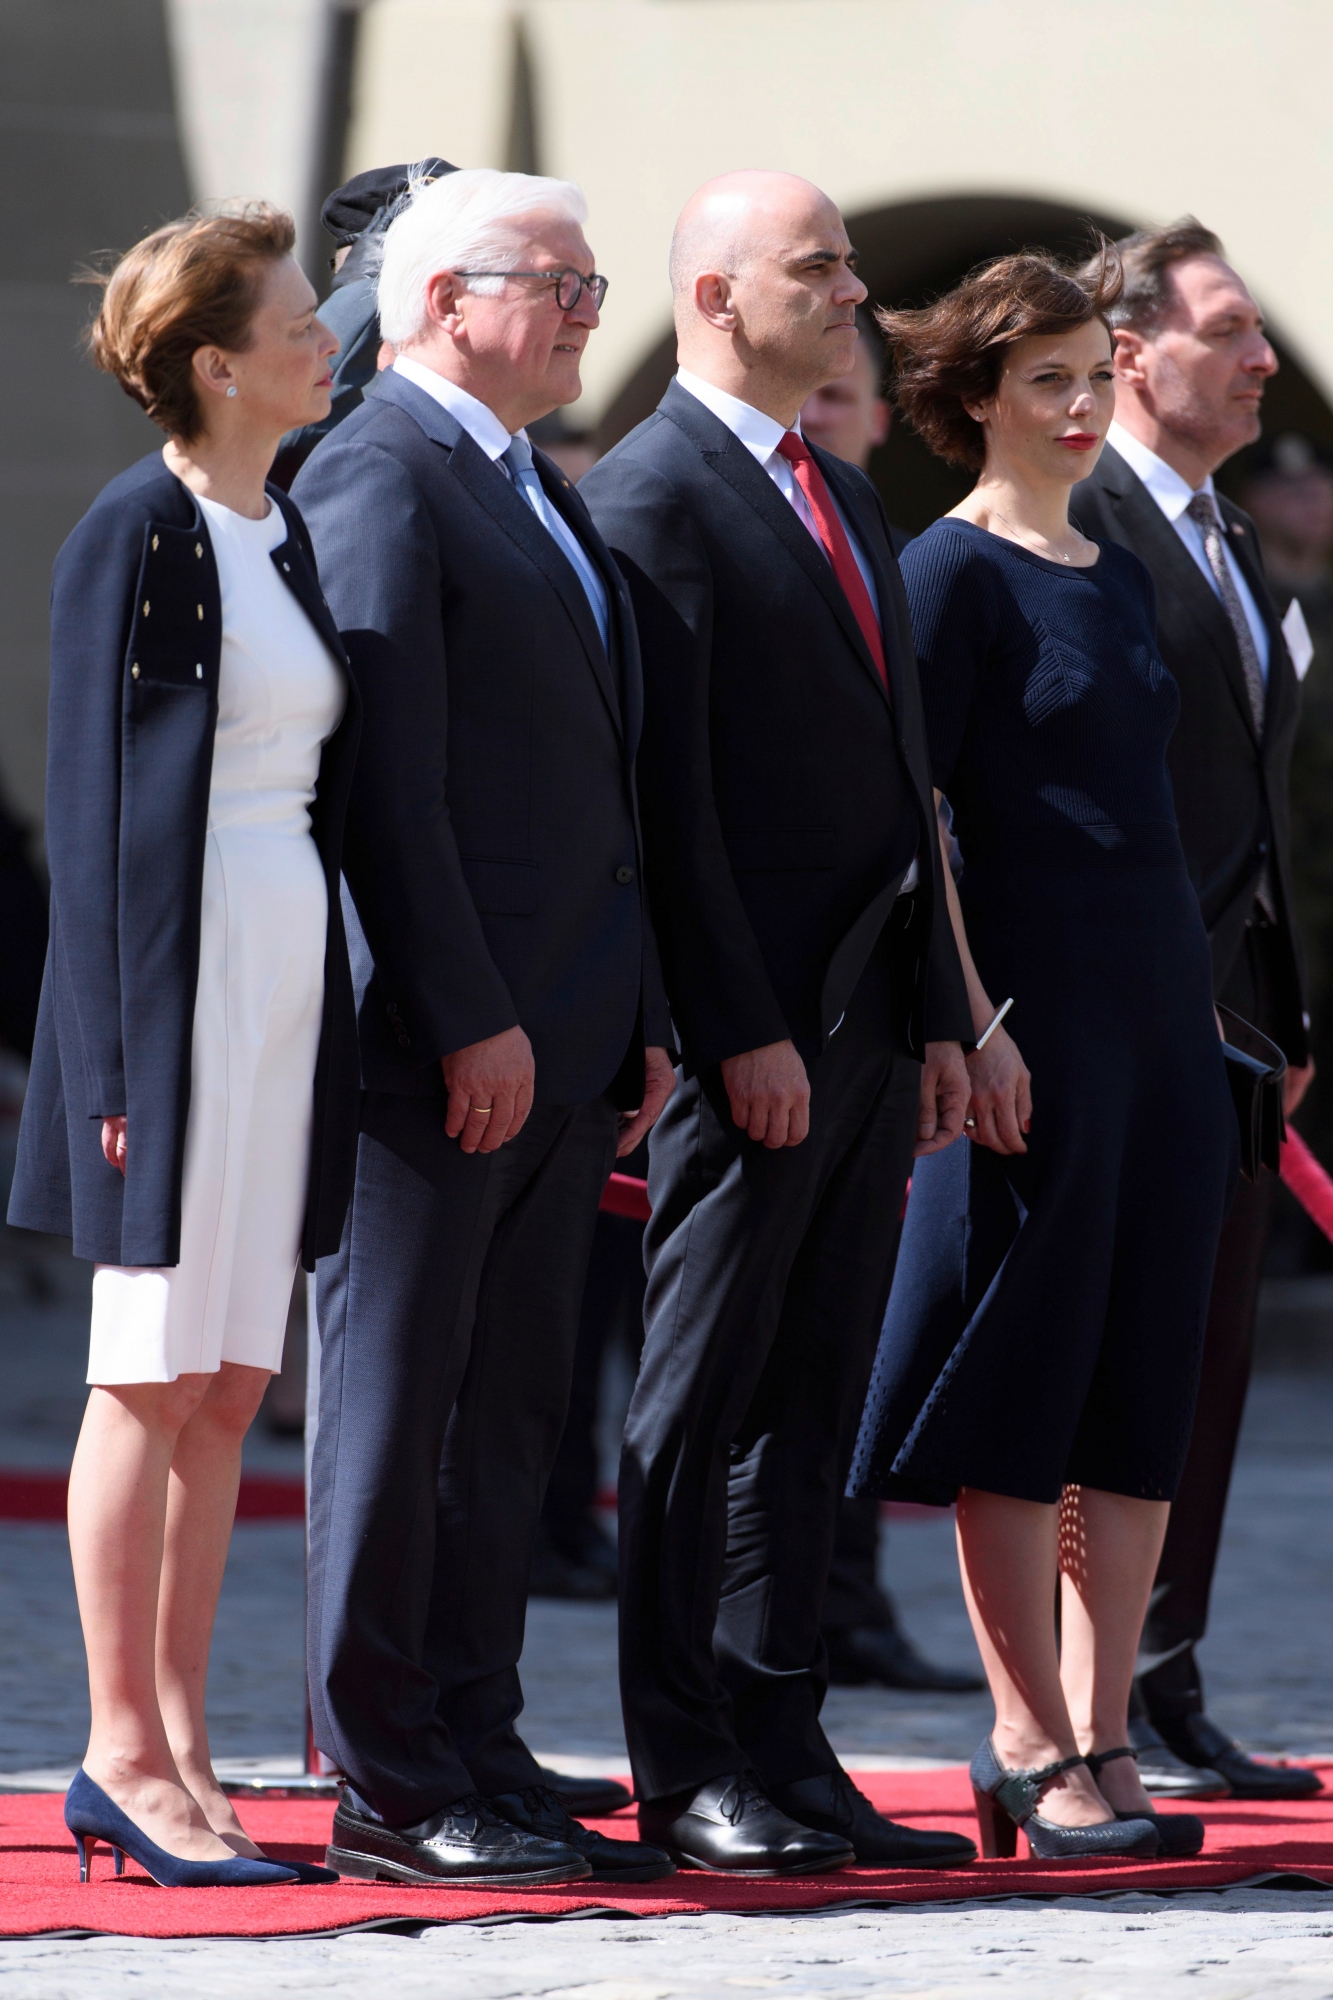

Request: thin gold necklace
left=989, top=506, right=1087, bottom=566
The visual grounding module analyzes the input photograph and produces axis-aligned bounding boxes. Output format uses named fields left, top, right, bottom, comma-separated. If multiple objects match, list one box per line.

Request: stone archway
left=594, top=191, right=1333, bottom=535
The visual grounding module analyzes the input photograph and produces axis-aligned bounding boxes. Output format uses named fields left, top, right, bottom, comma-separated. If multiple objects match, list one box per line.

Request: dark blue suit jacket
left=8, top=455, right=361, bottom=1267
left=291, top=367, right=669, bottom=1107
left=580, top=380, right=971, bottom=1072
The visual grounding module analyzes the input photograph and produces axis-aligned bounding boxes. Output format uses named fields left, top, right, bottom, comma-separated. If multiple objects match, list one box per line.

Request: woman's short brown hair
left=876, top=244, right=1123, bottom=472
left=88, top=204, right=296, bottom=442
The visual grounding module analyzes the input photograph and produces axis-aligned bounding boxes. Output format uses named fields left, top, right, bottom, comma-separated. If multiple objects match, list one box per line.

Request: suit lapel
left=371, top=370, right=623, bottom=740
left=661, top=381, right=892, bottom=712
left=537, top=455, right=642, bottom=752
left=1219, top=495, right=1296, bottom=745
left=1095, top=446, right=1262, bottom=748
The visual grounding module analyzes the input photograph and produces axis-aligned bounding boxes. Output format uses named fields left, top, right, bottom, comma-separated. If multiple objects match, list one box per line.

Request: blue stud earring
left=226, top=385, right=238, bottom=398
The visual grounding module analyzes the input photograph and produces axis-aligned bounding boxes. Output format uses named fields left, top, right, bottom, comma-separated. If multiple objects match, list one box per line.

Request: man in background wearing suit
left=1075, top=220, right=1320, bottom=1803
left=582, top=171, right=978, bottom=1875
left=295, top=167, right=676, bottom=1885
left=800, top=313, right=984, bottom=1701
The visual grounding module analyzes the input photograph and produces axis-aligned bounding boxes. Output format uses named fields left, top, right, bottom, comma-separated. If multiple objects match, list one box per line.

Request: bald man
left=581, top=172, right=976, bottom=1875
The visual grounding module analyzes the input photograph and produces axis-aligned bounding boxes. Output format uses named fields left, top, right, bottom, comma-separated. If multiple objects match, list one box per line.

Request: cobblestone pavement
left=1, top=1250, right=1331, bottom=1990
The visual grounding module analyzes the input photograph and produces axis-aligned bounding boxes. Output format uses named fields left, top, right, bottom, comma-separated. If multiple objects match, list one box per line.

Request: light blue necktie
left=501, top=434, right=610, bottom=651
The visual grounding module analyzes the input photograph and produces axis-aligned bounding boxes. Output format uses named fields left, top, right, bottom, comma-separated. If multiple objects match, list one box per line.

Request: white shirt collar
left=675, top=368, right=799, bottom=465
left=393, top=355, right=521, bottom=463
left=1107, top=419, right=1216, bottom=523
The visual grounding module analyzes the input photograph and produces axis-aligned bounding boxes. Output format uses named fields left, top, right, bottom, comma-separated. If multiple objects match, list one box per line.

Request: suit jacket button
left=142, top=600, right=150, bottom=616
left=615, top=864, right=635, bottom=885
left=195, top=664, right=203, bottom=679
left=397, top=1033, right=411, bottom=1048
left=197, top=603, right=204, bottom=620
left=195, top=542, right=203, bottom=557
left=282, top=561, right=291, bottom=572
left=131, top=664, right=140, bottom=679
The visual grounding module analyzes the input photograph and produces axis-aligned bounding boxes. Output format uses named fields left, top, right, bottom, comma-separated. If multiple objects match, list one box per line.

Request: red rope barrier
left=1280, top=1127, right=1333, bottom=1243
left=599, top=1172, right=651, bottom=1222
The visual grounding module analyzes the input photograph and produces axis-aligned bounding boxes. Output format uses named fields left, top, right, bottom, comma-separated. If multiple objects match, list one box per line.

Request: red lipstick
left=1058, top=432, right=1099, bottom=452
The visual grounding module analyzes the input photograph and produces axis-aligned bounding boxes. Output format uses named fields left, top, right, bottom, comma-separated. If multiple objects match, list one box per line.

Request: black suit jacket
left=1073, top=443, right=1308, bottom=1061
left=291, top=367, right=669, bottom=1108
left=580, top=380, right=971, bottom=1072
left=8, top=456, right=361, bottom=1267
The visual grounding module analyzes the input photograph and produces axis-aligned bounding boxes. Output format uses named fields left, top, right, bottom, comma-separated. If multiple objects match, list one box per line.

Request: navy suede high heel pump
left=65, top=1770, right=301, bottom=1887
left=969, top=1739, right=1160, bottom=1861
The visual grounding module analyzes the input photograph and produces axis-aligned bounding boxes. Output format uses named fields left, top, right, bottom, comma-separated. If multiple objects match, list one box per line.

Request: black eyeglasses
left=453, top=268, right=609, bottom=311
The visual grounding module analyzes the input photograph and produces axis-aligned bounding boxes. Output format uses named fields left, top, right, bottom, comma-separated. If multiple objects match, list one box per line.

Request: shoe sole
left=327, top=1846, right=592, bottom=1886
left=587, top=1860, right=678, bottom=1882
left=660, top=1846, right=853, bottom=1877
left=852, top=1847, right=977, bottom=1870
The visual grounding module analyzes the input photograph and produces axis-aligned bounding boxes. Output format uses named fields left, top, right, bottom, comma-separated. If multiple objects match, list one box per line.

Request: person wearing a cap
left=1073, top=221, right=1319, bottom=1805
left=271, top=159, right=457, bottom=488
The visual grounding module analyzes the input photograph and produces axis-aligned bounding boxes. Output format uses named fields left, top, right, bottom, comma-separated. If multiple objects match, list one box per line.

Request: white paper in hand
left=1282, top=595, right=1315, bottom=681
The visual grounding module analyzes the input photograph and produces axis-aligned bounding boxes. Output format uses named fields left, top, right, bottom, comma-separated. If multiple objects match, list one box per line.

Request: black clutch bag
left=1217, top=1004, right=1287, bottom=1181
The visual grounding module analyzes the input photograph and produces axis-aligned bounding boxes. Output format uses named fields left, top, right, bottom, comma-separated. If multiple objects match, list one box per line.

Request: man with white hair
left=293, top=168, right=675, bottom=1886
left=581, top=171, right=977, bottom=1875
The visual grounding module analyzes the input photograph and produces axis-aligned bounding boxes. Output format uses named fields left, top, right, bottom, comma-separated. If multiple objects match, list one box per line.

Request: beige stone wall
left=346, top=0, right=1333, bottom=424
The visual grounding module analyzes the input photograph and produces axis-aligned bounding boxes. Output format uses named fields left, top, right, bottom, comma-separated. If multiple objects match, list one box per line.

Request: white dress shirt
left=1107, top=420, right=1270, bottom=677
left=393, top=356, right=609, bottom=646
left=674, top=369, right=918, bottom=893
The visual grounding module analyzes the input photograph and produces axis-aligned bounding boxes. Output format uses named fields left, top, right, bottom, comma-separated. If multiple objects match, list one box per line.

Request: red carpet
left=3, top=1766, right=1330, bottom=1937
left=0, top=1471, right=305, bottom=1523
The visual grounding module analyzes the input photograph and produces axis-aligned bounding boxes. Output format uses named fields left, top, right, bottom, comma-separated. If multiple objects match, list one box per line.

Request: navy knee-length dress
left=849, top=518, right=1237, bottom=1508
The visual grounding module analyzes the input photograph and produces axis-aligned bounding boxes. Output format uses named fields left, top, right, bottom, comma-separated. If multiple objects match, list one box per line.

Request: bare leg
left=955, top=1488, right=1112, bottom=1828
left=67, top=1381, right=238, bottom=1861
left=155, top=1362, right=273, bottom=1855
left=1059, top=1484, right=1170, bottom=1816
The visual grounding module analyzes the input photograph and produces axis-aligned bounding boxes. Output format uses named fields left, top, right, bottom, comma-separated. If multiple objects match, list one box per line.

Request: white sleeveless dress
left=87, top=497, right=345, bottom=1384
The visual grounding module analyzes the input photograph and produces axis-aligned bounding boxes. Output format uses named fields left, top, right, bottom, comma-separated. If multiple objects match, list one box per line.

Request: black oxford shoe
left=326, top=1792, right=591, bottom=1885
left=825, top=1623, right=985, bottom=1695
left=637, top=1773, right=853, bottom=1876
left=1128, top=1716, right=1226, bottom=1799
left=772, top=1769, right=976, bottom=1868
left=536, top=1767, right=633, bottom=1818
left=1153, top=1712, right=1323, bottom=1801
left=491, top=1785, right=674, bottom=1882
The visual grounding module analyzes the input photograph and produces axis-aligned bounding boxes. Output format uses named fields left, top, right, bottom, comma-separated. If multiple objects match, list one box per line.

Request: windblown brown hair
left=86, top=204, right=296, bottom=442
left=876, top=242, right=1123, bottom=472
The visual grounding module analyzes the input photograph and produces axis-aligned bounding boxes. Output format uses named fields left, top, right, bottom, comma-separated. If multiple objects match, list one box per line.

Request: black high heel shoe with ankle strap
left=969, top=1738, right=1160, bottom=1861
left=1085, top=1745, right=1205, bottom=1857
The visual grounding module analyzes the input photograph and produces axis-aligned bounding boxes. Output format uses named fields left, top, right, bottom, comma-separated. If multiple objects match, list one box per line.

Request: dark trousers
left=1135, top=915, right=1283, bottom=1719
left=307, top=1087, right=618, bottom=1826
left=822, top=1493, right=891, bottom=1631
left=618, top=936, right=921, bottom=1804
left=541, top=1209, right=646, bottom=1552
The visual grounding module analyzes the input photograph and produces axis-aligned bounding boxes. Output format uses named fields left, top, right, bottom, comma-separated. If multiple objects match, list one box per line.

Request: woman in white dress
left=8, top=207, right=360, bottom=1886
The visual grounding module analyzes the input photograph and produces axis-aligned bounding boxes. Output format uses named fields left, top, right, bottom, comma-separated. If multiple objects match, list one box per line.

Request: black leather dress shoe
left=537, top=1767, right=633, bottom=1817
left=326, top=1793, right=592, bottom=1885
left=638, top=1773, right=854, bottom=1876
left=1153, top=1712, right=1323, bottom=1801
left=771, top=1769, right=976, bottom=1868
left=1128, top=1716, right=1227, bottom=1799
left=825, top=1624, right=984, bottom=1695
left=491, top=1785, right=674, bottom=1881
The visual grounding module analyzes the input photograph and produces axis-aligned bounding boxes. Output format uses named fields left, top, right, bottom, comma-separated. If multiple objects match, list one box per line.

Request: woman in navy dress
left=850, top=250, right=1236, bottom=1861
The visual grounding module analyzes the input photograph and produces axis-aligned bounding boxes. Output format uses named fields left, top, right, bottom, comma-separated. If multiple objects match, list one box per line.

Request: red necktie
left=776, top=430, right=887, bottom=685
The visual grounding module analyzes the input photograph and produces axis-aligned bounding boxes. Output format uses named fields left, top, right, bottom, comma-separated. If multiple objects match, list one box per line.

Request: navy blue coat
left=7, top=455, right=362, bottom=1269
left=291, top=368, right=670, bottom=1108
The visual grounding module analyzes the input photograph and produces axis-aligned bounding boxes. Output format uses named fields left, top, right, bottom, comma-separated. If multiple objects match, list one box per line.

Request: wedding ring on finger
left=472, top=1103, right=494, bottom=1118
